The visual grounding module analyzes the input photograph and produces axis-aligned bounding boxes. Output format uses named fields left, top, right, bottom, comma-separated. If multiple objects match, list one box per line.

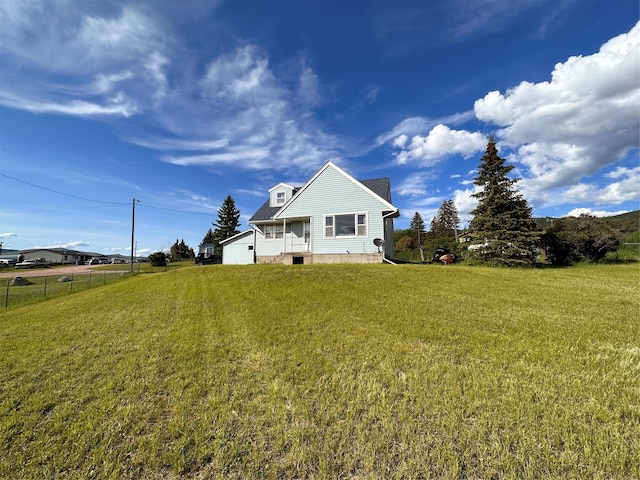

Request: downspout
left=382, top=209, right=399, bottom=261
left=252, top=228, right=257, bottom=264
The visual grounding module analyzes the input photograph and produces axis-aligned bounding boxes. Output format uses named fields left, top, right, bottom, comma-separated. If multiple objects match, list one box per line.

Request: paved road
left=0, top=264, right=120, bottom=279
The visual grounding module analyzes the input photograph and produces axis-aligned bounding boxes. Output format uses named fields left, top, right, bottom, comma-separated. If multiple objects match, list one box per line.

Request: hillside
left=1, top=263, right=638, bottom=478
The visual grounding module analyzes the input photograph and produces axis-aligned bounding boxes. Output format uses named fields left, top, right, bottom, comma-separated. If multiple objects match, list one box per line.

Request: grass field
left=0, top=263, right=638, bottom=479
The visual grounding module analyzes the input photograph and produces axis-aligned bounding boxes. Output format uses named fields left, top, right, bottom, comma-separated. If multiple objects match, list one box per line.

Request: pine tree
left=468, top=137, right=538, bottom=266
left=409, top=212, right=426, bottom=246
left=213, top=195, right=241, bottom=245
left=170, top=239, right=195, bottom=260
left=431, top=200, right=460, bottom=242
left=201, top=228, right=215, bottom=245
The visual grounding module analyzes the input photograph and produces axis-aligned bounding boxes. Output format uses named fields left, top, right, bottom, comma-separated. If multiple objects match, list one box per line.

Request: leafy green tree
left=170, top=239, right=195, bottom=261
left=540, top=215, right=623, bottom=265
left=468, top=137, right=539, bottom=267
left=213, top=195, right=241, bottom=245
left=396, top=235, right=416, bottom=251
left=409, top=212, right=426, bottom=246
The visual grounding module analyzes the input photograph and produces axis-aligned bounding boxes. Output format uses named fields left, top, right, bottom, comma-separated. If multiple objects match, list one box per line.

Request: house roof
left=220, top=229, right=254, bottom=245
left=249, top=161, right=396, bottom=223
left=360, top=177, right=392, bottom=203
left=248, top=201, right=281, bottom=222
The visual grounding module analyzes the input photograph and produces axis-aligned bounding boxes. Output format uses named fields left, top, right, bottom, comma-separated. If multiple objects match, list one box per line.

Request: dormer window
left=269, top=182, right=295, bottom=207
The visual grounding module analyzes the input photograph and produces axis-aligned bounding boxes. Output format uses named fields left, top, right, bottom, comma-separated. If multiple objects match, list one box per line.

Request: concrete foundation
left=256, top=252, right=383, bottom=265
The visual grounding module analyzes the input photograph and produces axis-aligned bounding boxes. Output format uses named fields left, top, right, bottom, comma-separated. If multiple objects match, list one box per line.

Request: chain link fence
left=3, top=270, right=132, bottom=308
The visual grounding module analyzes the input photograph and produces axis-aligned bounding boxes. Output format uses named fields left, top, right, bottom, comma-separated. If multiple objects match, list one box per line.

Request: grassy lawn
left=0, top=263, right=638, bottom=479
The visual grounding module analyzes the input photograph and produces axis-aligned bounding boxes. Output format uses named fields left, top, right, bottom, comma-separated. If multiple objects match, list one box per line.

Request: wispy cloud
left=0, top=2, right=342, bottom=174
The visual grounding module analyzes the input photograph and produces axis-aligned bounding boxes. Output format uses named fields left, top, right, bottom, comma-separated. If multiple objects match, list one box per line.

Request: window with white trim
left=324, top=213, right=367, bottom=238
left=264, top=225, right=284, bottom=240
left=275, top=191, right=286, bottom=205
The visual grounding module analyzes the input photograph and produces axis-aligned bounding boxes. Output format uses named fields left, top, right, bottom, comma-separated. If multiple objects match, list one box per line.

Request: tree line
left=395, top=137, right=632, bottom=267
left=148, top=195, right=241, bottom=265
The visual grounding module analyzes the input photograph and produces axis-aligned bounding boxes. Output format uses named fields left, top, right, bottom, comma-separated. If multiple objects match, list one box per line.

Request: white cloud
left=394, top=124, right=486, bottom=166
left=0, top=232, right=17, bottom=239
left=396, top=173, right=429, bottom=197
left=559, top=166, right=640, bottom=205
left=0, top=2, right=165, bottom=116
left=376, top=111, right=474, bottom=147
left=0, top=94, right=137, bottom=117
left=38, top=241, right=91, bottom=249
left=566, top=208, right=631, bottom=218
left=475, top=21, right=640, bottom=199
left=393, top=134, right=408, bottom=148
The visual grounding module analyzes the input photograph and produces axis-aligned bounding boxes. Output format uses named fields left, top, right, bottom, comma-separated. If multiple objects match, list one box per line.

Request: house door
left=303, top=222, right=310, bottom=251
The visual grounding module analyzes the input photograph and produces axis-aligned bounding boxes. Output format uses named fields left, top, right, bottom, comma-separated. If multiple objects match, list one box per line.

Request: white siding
left=277, top=166, right=392, bottom=255
left=222, top=232, right=255, bottom=264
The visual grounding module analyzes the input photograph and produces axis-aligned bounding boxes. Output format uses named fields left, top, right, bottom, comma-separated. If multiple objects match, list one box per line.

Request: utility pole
left=130, top=198, right=140, bottom=272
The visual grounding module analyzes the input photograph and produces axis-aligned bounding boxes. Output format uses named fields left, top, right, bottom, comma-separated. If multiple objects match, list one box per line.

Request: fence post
left=89, top=272, right=92, bottom=288
left=103, top=270, right=106, bottom=285
left=44, top=276, right=47, bottom=297
left=70, top=274, right=73, bottom=292
left=4, top=280, right=8, bottom=308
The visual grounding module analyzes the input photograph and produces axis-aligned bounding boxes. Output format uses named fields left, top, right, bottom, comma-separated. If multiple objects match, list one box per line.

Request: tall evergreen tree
left=201, top=228, right=215, bottom=245
left=170, top=239, right=195, bottom=260
left=409, top=212, right=426, bottom=246
left=213, top=195, right=241, bottom=245
left=468, top=137, right=538, bottom=266
left=431, top=199, right=460, bottom=242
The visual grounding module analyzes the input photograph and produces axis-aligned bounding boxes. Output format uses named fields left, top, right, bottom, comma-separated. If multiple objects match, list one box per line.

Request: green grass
left=1, top=263, right=639, bottom=479
left=1, top=261, right=195, bottom=309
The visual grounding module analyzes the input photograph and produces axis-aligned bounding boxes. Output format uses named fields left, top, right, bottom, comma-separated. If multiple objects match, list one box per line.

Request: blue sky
left=0, top=0, right=638, bottom=256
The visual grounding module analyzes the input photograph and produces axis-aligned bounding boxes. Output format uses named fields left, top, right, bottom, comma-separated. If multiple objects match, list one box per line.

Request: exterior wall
left=21, top=249, right=80, bottom=264
left=222, top=232, right=255, bottom=265
left=276, top=166, right=392, bottom=256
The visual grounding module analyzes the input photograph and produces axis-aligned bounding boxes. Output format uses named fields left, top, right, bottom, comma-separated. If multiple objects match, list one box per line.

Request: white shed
left=221, top=230, right=255, bottom=265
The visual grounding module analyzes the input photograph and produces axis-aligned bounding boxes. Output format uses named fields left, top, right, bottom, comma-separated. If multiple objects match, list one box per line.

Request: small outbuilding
left=221, top=230, right=255, bottom=265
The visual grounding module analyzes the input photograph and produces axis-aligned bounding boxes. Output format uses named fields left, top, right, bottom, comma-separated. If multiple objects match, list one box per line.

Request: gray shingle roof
left=248, top=200, right=281, bottom=222
left=360, top=178, right=392, bottom=203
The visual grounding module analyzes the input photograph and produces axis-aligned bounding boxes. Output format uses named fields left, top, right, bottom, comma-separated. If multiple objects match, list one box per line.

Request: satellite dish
left=373, top=238, right=384, bottom=252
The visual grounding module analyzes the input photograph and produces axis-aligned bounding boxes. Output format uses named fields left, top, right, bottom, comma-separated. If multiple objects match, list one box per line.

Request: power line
left=0, top=173, right=126, bottom=205
left=139, top=204, right=214, bottom=216
left=1, top=172, right=215, bottom=217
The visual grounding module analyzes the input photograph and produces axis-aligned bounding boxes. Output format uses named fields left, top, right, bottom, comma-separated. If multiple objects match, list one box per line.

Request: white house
left=222, top=161, right=399, bottom=265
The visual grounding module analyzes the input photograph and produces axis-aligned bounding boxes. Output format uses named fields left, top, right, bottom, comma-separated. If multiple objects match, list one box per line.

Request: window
left=324, top=216, right=334, bottom=237
left=324, top=213, right=367, bottom=238
left=264, top=225, right=284, bottom=240
left=357, top=214, right=367, bottom=236
left=275, top=191, right=286, bottom=205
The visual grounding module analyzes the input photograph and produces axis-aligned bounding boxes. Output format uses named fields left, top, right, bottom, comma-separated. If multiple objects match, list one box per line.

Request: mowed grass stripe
left=0, top=264, right=638, bottom=479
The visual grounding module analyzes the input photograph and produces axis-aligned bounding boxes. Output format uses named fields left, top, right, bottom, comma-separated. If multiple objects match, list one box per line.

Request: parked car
left=194, top=254, right=221, bottom=265
left=15, top=259, right=50, bottom=269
